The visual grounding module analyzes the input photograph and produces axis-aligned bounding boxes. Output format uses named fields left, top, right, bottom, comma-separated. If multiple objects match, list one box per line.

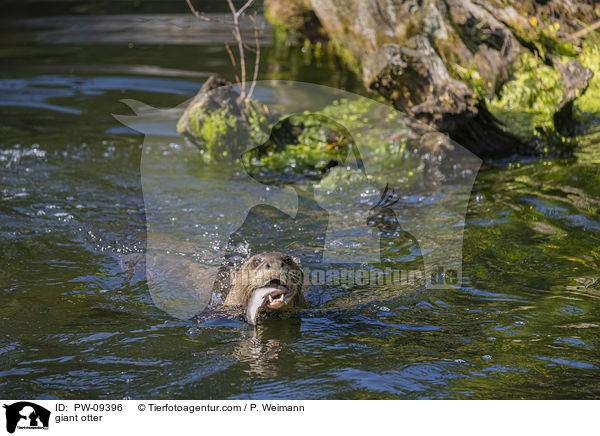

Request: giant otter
left=224, top=252, right=307, bottom=325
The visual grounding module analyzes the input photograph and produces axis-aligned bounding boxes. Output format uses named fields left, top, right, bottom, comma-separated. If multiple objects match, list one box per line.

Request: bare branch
left=187, top=0, right=259, bottom=104
left=247, top=13, right=261, bottom=101
left=224, top=42, right=241, bottom=84
left=243, top=41, right=257, bottom=54
left=235, top=0, right=255, bottom=18
left=185, top=0, right=202, bottom=18
left=570, top=19, right=600, bottom=39
left=185, top=0, right=233, bottom=24
left=227, top=0, right=247, bottom=100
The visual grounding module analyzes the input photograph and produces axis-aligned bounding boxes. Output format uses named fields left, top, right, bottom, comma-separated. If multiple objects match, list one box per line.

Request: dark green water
left=1, top=1, right=599, bottom=399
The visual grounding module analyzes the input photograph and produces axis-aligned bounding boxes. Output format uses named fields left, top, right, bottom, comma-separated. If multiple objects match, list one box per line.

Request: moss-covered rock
left=177, top=76, right=274, bottom=161
left=573, top=38, right=600, bottom=116
left=240, top=98, right=450, bottom=186
left=264, top=0, right=600, bottom=157
left=263, top=0, right=326, bottom=43
left=490, top=38, right=596, bottom=154
left=242, top=112, right=362, bottom=180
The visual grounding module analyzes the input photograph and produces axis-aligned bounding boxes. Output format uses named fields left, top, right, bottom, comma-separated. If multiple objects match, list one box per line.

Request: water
left=1, top=1, right=599, bottom=399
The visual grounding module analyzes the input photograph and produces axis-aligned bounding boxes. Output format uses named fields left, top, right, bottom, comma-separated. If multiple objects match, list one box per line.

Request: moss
left=249, top=142, right=337, bottom=174
left=195, top=106, right=247, bottom=160
left=269, top=19, right=361, bottom=74
left=506, top=16, right=578, bottom=64
left=536, top=23, right=578, bottom=58
left=489, top=32, right=599, bottom=151
left=491, top=53, right=563, bottom=126
left=243, top=99, right=273, bottom=144
left=574, top=38, right=600, bottom=116
left=519, top=20, right=578, bottom=61
left=243, top=112, right=358, bottom=177
left=330, top=41, right=362, bottom=74
left=447, top=62, right=489, bottom=101
left=267, top=17, right=303, bottom=53
left=241, top=97, right=426, bottom=186
left=320, top=97, right=378, bottom=130
left=489, top=52, right=570, bottom=153
left=182, top=99, right=271, bottom=162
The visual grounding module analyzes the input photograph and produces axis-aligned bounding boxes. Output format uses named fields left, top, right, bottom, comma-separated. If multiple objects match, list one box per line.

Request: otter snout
left=224, top=252, right=307, bottom=324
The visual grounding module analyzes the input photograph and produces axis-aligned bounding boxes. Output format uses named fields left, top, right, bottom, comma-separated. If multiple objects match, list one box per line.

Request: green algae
left=490, top=37, right=599, bottom=150
left=490, top=53, right=563, bottom=129
left=179, top=99, right=271, bottom=162
left=574, top=37, right=600, bottom=116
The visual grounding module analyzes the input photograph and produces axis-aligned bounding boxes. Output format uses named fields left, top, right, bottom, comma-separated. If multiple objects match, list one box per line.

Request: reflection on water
left=1, top=2, right=599, bottom=399
left=0, top=75, right=201, bottom=114
left=14, top=14, right=271, bottom=45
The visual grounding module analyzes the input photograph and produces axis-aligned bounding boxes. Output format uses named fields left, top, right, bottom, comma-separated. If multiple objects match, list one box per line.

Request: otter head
left=225, top=252, right=306, bottom=324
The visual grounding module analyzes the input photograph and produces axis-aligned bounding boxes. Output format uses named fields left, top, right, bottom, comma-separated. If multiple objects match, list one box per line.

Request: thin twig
left=185, top=0, right=203, bottom=18
left=243, top=41, right=257, bottom=54
left=570, top=19, right=600, bottom=39
left=236, top=0, right=255, bottom=18
left=224, top=42, right=240, bottom=84
left=185, top=0, right=233, bottom=24
left=227, top=0, right=247, bottom=100
left=186, top=0, right=259, bottom=104
left=247, top=13, right=261, bottom=101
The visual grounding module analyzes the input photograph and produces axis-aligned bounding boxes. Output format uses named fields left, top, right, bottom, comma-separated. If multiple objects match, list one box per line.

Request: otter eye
left=251, top=257, right=262, bottom=268
left=283, top=256, right=293, bottom=265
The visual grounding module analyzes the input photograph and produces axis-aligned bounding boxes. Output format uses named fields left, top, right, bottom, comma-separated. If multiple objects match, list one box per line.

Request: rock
left=554, top=59, right=594, bottom=137
left=363, top=39, right=472, bottom=116
left=310, top=0, right=524, bottom=94
left=269, top=0, right=534, bottom=156
left=178, top=76, right=239, bottom=132
left=363, top=38, right=526, bottom=156
left=242, top=112, right=364, bottom=180
left=264, top=0, right=325, bottom=42
left=177, top=76, right=274, bottom=161
left=265, top=0, right=600, bottom=157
